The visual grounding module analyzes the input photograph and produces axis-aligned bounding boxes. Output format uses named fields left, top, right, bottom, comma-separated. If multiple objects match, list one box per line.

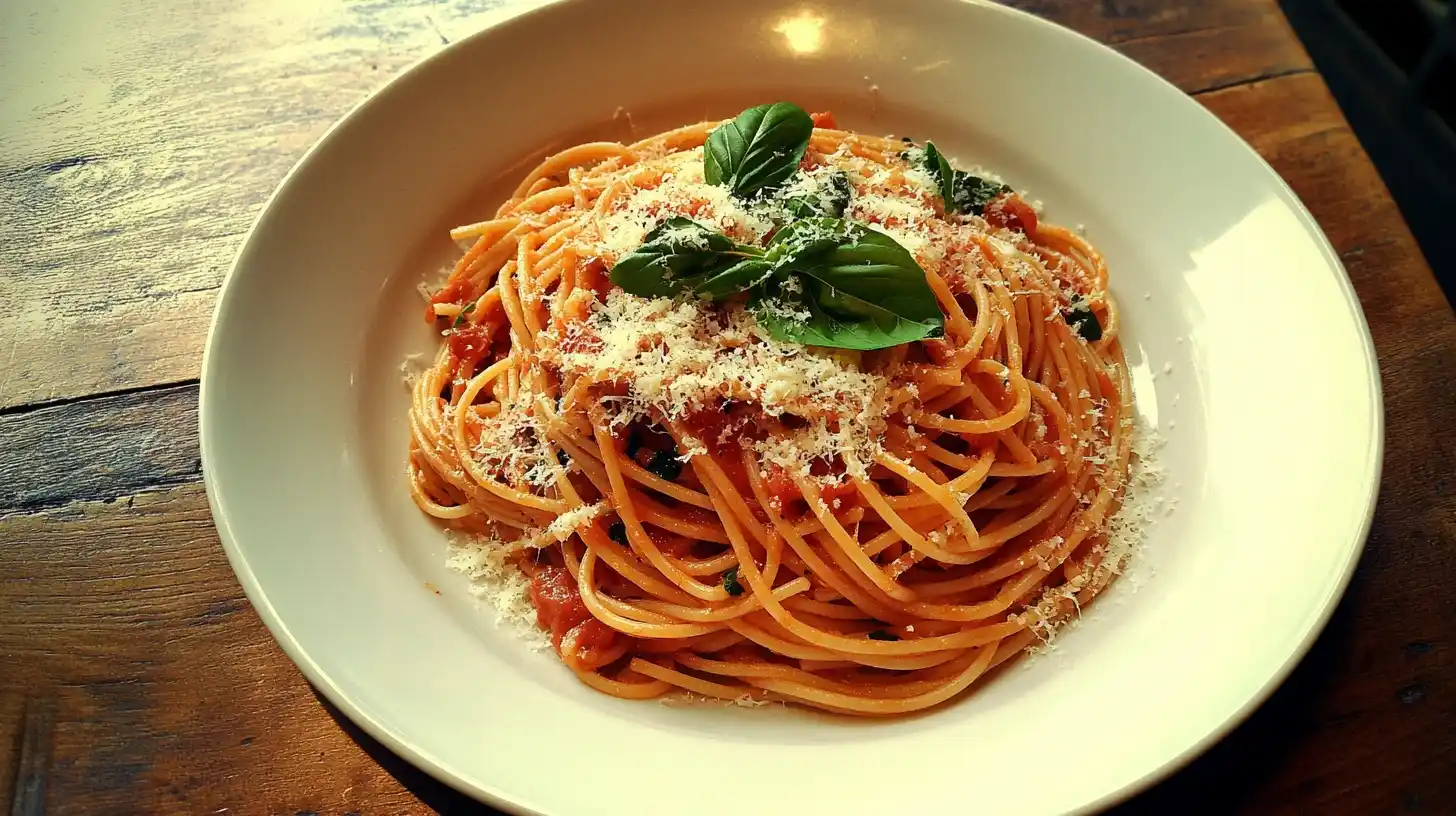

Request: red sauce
left=578, top=257, right=613, bottom=302
left=425, top=280, right=468, bottom=322
left=681, top=402, right=760, bottom=457
left=983, top=193, right=1039, bottom=237
left=557, top=325, right=604, bottom=356
left=810, top=110, right=838, bottom=129
left=447, top=323, right=491, bottom=374
left=763, top=461, right=857, bottom=519
left=922, top=338, right=959, bottom=366
left=529, top=565, right=620, bottom=667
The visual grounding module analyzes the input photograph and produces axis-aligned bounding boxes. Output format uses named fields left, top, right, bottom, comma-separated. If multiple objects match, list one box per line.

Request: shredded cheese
left=445, top=531, right=550, bottom=651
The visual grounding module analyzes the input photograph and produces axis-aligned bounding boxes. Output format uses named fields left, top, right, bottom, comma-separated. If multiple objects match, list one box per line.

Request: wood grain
left=0, top=486, right=470, bottom=814
left=1, top=0, right=1453, bottom=814
left=0, top=384, right=200, bottom=514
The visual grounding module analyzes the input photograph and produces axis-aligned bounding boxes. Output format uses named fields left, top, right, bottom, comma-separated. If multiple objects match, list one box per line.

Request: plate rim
left=198, top=1, right=1385, bottom=813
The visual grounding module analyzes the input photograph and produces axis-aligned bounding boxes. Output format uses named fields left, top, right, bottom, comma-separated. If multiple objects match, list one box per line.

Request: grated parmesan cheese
left=546, top=292, right=887, bottom=431
left=593, top=148, right=777, bottom=261
left=445, top=531, right=550, bottom=652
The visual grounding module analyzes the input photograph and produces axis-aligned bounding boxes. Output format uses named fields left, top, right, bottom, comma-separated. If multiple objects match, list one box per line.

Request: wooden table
left=2, top=0, right=1452, bottom=812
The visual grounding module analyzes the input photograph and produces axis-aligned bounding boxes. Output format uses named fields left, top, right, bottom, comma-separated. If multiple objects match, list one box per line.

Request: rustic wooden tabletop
left=2, top=0, right=1453, bottom=813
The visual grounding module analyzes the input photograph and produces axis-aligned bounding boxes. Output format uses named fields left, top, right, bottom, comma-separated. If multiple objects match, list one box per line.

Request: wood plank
left=0, top=383, right=199, bottom=514
left=0, top=485, right=482, bottom=814
left=0, top=0, right=1313, bottom=411
left=0, top=0, right=523, bottom=412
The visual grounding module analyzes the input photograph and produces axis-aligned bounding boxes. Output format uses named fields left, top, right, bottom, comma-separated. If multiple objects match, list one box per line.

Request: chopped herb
left=867, top=629, right=900, bottom=641
left=608, top=520, right=628, bottom=545
left=722, top=567, right=745, bottom=596
left=452, top=299, right=478, bottom=327
left=1064, top=299, right=1103, bottom=342
left=951, top=173, right=1011, bottom=216
left=556, top=448, right=570, bottom=466
left=647, top=449, right=683, bottom=481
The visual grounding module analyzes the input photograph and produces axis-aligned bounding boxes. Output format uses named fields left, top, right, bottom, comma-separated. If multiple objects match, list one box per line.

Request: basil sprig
left=704, top=102, right=815, bottom=199
left=752, top=219, right=945, bottom=350
left=912, top=140, right=1012, bottom=216
left=609, top=217, right=944, bottom=351
left=609, top=218, right=774, bottom=300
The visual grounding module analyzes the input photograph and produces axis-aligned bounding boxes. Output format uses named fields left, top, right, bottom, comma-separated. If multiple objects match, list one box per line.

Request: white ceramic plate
left=200, top=1, right=1382, bottom=813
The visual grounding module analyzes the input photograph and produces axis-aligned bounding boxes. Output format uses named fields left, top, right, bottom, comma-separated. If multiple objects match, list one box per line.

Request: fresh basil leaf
left=722, top=567, right=745, bottom=596
left=782, top=169, right=852, bottom=220
left=913, top=141, right=1012, bottom=216
left=921, top=141, right=956, bottom=210
left=1064, top=299, right=1103, bottom=342
left=752, top=219, right=945, bottom=350
left=609, top=217, right=759, bottom=299
left=766, top=216, right=854, bottom=263
left=704, top=103, right=814, bottom=199
left=951, top=173, right=1012, bottom=216
left=691, top=257, right=774, bottom=300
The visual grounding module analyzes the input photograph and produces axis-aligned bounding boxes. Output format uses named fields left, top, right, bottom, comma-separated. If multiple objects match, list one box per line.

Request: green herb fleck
left=951, top=173, right=1011, bottom=216
left=722, top=567, right=745, bottom=596
left=1064, top=299, right=1103, bottom=342
left=921, top=141, right=956, bottom=210
left=647, top=449, right=683, bottom=481
left=453, top=299, right=478, bottom=327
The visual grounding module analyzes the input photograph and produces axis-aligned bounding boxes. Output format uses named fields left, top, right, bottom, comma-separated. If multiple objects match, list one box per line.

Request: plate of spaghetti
left=201, top=1, right=1382, bottom=814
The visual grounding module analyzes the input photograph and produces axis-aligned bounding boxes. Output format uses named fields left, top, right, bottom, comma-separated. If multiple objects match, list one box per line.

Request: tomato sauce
left=447, top=323, right=491, bottom=375
left=763, top=460, right=857, bottom=519
left=529, top=564, right=620, bottom=666
left=983, top=193, right=1039, bottom=237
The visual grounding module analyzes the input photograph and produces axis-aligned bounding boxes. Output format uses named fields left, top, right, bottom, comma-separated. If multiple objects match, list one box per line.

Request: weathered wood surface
left=1, top=0, right=1452, bottom=813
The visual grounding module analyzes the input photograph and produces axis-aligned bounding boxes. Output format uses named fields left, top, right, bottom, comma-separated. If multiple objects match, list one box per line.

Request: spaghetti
left=408, top=106, right=1136, bottom=715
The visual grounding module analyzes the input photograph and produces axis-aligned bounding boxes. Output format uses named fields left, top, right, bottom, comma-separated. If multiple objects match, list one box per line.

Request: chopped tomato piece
left=983, top=193, right=1039, bottom=237
left=576, top=257, right=613, bottom=301
left=425, top=280, right=468, bottom=322
left=447, top=323, right=491, bottom=374
left=529, top=565, right=620, bottom=668
left=809, top=110, right=838, bottom=129
left=557, top=324, right=604, bottom=356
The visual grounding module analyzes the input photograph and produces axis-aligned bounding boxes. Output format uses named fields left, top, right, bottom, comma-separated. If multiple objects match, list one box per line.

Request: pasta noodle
left=408, top=107, right=1136, bottom=715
